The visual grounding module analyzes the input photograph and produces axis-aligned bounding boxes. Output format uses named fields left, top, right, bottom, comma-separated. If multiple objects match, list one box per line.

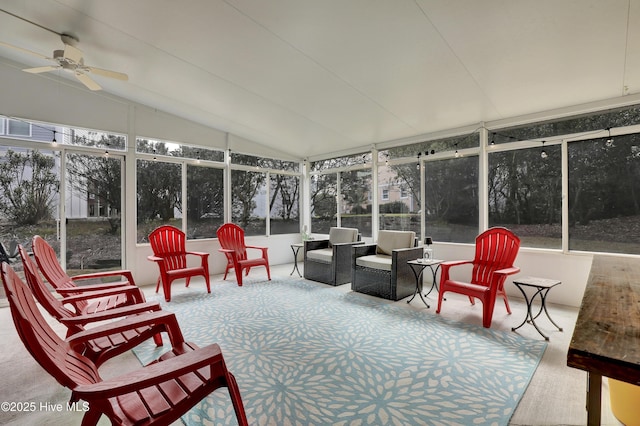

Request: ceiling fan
left=0, top=34, right=128, bottom=91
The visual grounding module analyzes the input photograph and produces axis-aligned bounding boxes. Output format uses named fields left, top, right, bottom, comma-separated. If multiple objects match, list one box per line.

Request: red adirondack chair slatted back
left=1, top=263, right=100, bottom=390
left=149, top=225, right=188, bottom=270
left=471, top=228, right=520, bottom=287
left=217, top=223, right=248, bottom=261
left=19, top=244, right=75, bottom=322
left=32, top=236, right=74, bottom=289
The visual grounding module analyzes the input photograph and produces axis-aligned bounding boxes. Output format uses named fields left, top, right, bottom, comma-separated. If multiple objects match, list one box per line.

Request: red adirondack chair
left=32, top=235, right=147, bottom=315
left=147, top=225, right=211, bottom=302
left=217, top=223, right=271, bottom=286
left=19, top=244, right=166, bottom=366
left=1, top=262, right=248, bottom=426
left=436, top=227, right=521, bottom=328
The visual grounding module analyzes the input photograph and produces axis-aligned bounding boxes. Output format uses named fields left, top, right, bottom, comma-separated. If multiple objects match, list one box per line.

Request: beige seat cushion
left=376, top=230, right=415, bottom=255
left=329, top=227, right=359, bottom=246
left=306, top=247, right=333, bottom=263
left=356, top=254, right=392, bottom=271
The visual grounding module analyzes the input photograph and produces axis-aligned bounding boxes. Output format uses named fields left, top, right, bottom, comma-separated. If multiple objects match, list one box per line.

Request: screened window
left=233, top=152, right=297, bottom=170
left=136, top=159, right=182, bottom=243
left=383, top=133, right=479, bottom=161
left=340, top=169, right=372, bottom=237
left=269, top=174, right=300, bottom=235
left=310, top=173, right=337, bottom=233
left=187, top=165, right=224, bottom=239
left=378, top=163, right=420, bottom=233
left=568, top=133, right=640, bottom=254
left=70, top=129, right=126, bottom=150
left=311, top=153, right=371, bottom=172
left=0, top=147, right=59, bottom=292
left=490, top=105, right=640, bottom=145
left=136, top=138, right=222, bottom=161
left=65, top=152, right=123, bottom=272
left=425, top=156, right=479, bottom=243
left=488, top=145, right=562, bottom=248
left=231, top=169, right=267, bottom=236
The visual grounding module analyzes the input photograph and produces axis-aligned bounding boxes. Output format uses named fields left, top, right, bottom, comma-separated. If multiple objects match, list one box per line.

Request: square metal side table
left=511, top=276, right=563, bottom=341
left=290, top=243, right=303, bottom=277
left=407, top=259, right=443, bottom=308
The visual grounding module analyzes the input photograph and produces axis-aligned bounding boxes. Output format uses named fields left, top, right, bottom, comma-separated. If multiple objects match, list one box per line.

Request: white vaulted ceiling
left=0, top=0, right=638, bottom=159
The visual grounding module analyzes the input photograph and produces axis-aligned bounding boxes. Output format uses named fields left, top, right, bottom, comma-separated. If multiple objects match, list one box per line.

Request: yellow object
left=609, top=378, right=640, bottom=426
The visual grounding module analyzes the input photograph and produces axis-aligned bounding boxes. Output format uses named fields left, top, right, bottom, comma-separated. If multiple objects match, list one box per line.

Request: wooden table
left=567, top=255, right=640, bottom=425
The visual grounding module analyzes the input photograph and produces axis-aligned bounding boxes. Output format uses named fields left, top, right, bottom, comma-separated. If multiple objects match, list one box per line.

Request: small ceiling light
left=606, top=127, right=615, bottom=147
left=490, top=132, right=496, bottom=146
left=454, top=143, right=460, bottom=158
left=540, top=141, right=548, bottom=159
left=416, top=152, right=422, bottom=170
left=51, top=130, right=58, bottom=146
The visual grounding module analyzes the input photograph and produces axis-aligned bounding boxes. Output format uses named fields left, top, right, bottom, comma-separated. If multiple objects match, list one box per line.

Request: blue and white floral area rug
left=133, top=277, right=547, bottom=426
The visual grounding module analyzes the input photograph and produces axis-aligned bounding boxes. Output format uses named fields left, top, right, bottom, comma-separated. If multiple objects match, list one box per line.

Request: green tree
left=310, top=173, right=337, bottom=219
left=0, top=149, right=58, bottom=225
left=187, top=165, right=223, bottom=220
left=66, top=134, right=123, bottom=234
left=232, top=169, right=265, bottom=227
left=135, top=140, right=182, bottom=223
left=269, top=174, right=299, bottom=220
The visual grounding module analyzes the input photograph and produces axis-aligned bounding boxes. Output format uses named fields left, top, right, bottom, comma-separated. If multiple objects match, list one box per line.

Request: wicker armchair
left=303, top=227, right=362, bottom=285
left=351, top=230, right=422, bottom=300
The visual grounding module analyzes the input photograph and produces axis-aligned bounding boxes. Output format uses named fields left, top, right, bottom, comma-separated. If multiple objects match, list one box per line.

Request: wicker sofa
left=303, top=227, right=362, bottom=285
left=351, top=230, right=422, bottom=301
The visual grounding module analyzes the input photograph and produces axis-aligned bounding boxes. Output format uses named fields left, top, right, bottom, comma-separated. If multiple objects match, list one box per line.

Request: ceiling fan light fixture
left=5, top=33, right=128, bottom=91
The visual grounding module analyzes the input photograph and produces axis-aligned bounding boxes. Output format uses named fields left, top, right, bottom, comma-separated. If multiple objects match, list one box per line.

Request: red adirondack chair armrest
left=60, top=286, right=139, bottom=305
left=219, top=248, right=238, bottom=258
left=186, top=251, right=210, bottom=267
left=66, top=311, right=184, bottom=351
left=245, top=245, right=268, bottom=254
left=72, top=343, right=225, bottom=399
left=486, top=267, right=520, bottom=293
left=58, top=284, right=145, bottom=306
left=439, top=260, right=473, bottom=281
left=59, top=302, right=162, bottom=325
left=493, top=266, right=520, bottom=277
left=71, top=269, right=135, bottom=286
left=147, top=255, right=165, bottom=264
left=56, top=281, right=134, bottom=293
left=185, top=251, right=209, bottom=258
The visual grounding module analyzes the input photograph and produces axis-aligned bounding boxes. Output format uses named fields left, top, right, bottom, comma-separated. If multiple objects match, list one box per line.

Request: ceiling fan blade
left=23, top=65, right=60, bottom=74
left=0, top=41, right=50, bottom=60
left=63, top=44, right=83, bottom=63
left=86, top=66, right=128, bottom=81
left=74, top=72, right=102, bottom=91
